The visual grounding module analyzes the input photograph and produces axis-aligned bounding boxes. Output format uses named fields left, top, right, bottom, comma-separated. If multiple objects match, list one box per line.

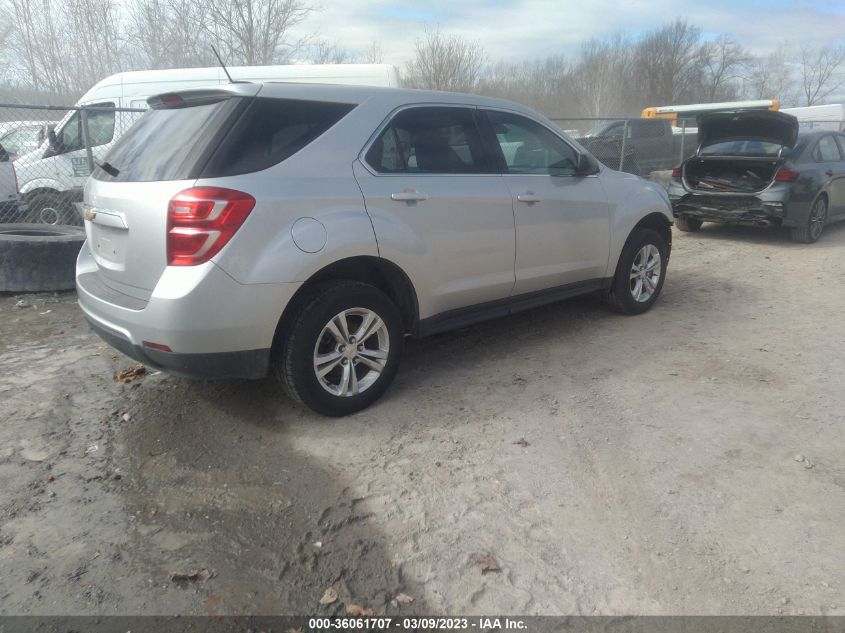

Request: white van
left=13, top=64, right=402, bottom=222
left=781, top=104, right=845, bottom=132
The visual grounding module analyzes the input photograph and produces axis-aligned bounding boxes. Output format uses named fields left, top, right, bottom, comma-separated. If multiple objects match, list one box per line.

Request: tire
left=23, top=193, right=77, bottom=225
left=675, top=215, right=703, bottom=232
left=791, top=196, right=827, bottom=244
left=605, top=227, right=668, bottom=315
left=275, top=280, right=404, bottom=416
left=0, top=224, right=85, bottom=292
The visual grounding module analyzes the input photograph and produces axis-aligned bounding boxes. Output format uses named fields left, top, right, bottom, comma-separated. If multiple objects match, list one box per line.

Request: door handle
left=391, top=190, right=428, bottom=202
left=517, top=192, right=542, bottom=203
left=826, top=170, right=834, bottom=177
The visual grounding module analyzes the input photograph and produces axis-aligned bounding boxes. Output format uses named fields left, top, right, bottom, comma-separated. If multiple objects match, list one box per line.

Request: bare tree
left=477, top=55, right=571, bottom=115
left=310, top=39, right=354, bottom=64
left=799, top=43, right=845, bottom=106
left=206, top=0, right=313, bottom=65
left=404, top=26, right=487, bottom=92
left=63, top=0, right=125, bottom=88
left=701, top=34, right=750, bottom=101
left=7, top=0, right=73, bottom=92
left=570, top=35, right=632, bottom=116
left=743, top=43, right=798, bottom=104
left=633, top=19, right=706, bottom=106
left=360, top=41, right=384, bottom=64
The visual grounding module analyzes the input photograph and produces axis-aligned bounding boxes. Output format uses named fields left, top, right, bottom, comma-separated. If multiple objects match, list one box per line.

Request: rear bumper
left=667, top=183, right=805, bottom=227
left=671, top=194, right=785, bottom=225
left=76, top=241, right=301, bottom=379
left=85, top=315, right=270, bottom=379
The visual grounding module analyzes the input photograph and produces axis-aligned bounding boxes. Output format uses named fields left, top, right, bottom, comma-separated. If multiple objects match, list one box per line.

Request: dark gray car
left=668, top=110, right=845, bottom=243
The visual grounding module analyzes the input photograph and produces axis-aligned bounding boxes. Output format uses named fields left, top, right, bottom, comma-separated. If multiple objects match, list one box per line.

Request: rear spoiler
left=148, top=89, right=240, bottom=110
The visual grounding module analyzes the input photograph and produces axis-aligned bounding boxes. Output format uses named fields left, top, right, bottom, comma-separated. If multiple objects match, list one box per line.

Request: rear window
left=95, top=96, right=355, bottom=182
left=700, top=140, right=783, bottom=157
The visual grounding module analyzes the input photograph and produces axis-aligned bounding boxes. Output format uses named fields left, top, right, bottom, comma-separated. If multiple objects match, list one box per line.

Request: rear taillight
left=167, top=187, right=255, bottom=266
left=671, top=166, right=681, bottom=179
left=774, top=167, right=800, bottom=182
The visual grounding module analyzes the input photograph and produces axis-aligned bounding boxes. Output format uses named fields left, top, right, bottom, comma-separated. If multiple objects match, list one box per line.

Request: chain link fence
left=1, top=104, right=842, bottom=226
left=0, top=104, right=146, bottom=225
left=551, top=118, right=698, bottom=178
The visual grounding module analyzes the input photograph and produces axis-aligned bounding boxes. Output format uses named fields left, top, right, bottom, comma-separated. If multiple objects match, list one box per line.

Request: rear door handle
left=391, top=190, right=428, bottom=202
left=517, top=192, right=542, bottom=203
left=826, top=170, right=834, bottom=177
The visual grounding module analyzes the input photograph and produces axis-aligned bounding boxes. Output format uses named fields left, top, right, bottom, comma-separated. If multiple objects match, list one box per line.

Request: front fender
left=602, top=171, right=673, bottom=272
left=18, top=177, right=67, bottom=196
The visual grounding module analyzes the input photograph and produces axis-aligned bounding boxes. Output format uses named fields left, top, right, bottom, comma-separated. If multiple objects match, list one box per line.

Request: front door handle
left=517, top=192, right=542, bottom=203
left=826, top=170, right=834, bottom=177
left=391, top=190, right=429, bottom=202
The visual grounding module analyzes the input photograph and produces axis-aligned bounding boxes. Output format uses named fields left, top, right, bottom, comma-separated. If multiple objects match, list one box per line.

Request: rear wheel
left=791, top=197, right=827, bottom=244
left=675, top=215, right=703, bottom=232
left=605, top=227, right=668, bottom=315
left=275, top=281, right=403, bottom=416
left=24, top=193, right=76, bottom=225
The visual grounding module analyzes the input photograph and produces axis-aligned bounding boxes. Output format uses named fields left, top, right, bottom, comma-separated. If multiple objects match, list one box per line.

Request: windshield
left=700, top=140, right=784, bottom=156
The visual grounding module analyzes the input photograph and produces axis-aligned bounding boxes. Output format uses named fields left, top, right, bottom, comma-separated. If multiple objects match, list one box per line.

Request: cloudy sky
left=296, top=0, right=845, bottom=64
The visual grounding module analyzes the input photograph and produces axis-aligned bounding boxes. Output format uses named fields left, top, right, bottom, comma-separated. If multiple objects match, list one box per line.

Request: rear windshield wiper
left=96, top=161, right=120, bottom=177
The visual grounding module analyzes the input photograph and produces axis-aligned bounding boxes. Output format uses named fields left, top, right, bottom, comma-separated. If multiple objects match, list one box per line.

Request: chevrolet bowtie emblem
left=84, top=209, right=96, bottom=221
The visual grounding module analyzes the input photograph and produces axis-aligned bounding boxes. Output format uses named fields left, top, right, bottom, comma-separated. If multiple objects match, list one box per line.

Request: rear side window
left=201, top=98, right=355, bottom=178
left=365, top=107, right=490, bottom=174
left=814, top=136, right=842, bottom=162
left=95, top=96, right=354, bottom=182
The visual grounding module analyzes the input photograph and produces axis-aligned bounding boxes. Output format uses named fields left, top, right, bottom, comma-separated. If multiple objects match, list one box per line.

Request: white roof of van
left=78, top=64, right=401, bottom=103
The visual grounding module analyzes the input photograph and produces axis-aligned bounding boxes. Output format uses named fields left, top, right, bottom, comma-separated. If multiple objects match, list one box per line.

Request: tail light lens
left=671, top=166, right=681, bottom=179
left=167, top=187, right=255, bottom=266
left=774, top=167, right=800, bottom=182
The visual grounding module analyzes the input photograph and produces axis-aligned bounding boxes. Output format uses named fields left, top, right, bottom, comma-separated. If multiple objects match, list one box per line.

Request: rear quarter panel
left=205, top=170, right=378, bottom=285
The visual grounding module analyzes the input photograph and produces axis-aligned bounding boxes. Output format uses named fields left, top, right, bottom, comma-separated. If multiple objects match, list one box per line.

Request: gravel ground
left=0, top=222, right=844, bottom=616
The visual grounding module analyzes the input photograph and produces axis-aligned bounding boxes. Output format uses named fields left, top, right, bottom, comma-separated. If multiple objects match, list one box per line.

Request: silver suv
left=77, top=83, right=673, bottom=416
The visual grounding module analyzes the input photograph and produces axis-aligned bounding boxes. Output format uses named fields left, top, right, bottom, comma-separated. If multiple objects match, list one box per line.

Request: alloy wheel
left=313, top=308, right=390, bottom=397
left=629, top=244, right=662, bottom=302
left=809, top=199, right=827, bottom=241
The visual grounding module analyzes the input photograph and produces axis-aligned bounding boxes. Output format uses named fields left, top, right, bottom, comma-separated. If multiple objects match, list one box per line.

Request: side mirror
left=576, top=152, right=600, bottom=176
left=43, top=127, right=60, bottom=158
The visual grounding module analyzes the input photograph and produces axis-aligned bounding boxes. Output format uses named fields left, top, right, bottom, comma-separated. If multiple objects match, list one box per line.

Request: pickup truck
left=578, top=118, right=697, bottom=176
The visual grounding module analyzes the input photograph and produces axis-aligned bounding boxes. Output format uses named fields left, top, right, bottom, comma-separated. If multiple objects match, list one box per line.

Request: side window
left=365, top=107, right=489, bottom=174
left=86, top=105, right=116, bottom=147
left=485, top=110, right=578, bottom=176
left=814, top=136, right=842, bottom=162
left=835, top=135, right=845, bottom=159
left=56, top=102, right=115, bottom=152
left=0, top=128, right=33, bottom=155
left=640, top=120, right=665, bottom=138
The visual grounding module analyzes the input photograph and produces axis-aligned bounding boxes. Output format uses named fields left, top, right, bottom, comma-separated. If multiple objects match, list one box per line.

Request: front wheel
left=275, top=281, right=403, bottom=416
left=605, top=227, right=668, bottom=315
left=791, top=197, right=827, bottom=244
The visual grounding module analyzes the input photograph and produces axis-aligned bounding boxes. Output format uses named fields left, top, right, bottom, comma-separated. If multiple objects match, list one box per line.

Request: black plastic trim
left=416, top=278, right=608, bottom=337
left=85, top=316, right=270, bottom=379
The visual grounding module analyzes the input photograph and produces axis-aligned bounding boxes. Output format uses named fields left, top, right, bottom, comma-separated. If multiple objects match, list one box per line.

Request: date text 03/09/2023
left=308, top=617, right=528, bottom=630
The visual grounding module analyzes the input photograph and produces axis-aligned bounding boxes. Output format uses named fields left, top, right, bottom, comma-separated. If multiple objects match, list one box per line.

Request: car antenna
left=211, top=45, right=236, bottom=83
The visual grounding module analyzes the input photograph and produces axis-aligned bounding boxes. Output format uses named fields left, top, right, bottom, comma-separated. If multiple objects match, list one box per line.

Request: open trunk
left=682, top=156, right=781, bottom=194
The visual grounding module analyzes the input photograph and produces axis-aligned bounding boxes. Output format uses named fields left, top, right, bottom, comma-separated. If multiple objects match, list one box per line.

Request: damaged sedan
left=668, top=110, right=845, bottom=243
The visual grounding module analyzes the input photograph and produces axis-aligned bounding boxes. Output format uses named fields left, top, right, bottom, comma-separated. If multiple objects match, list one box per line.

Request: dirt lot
left=1, top=223, right=844, bottom=616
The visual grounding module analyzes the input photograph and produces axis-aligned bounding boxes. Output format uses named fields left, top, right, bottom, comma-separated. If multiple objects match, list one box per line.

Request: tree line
left=0, top=0, right=842, bottom=116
